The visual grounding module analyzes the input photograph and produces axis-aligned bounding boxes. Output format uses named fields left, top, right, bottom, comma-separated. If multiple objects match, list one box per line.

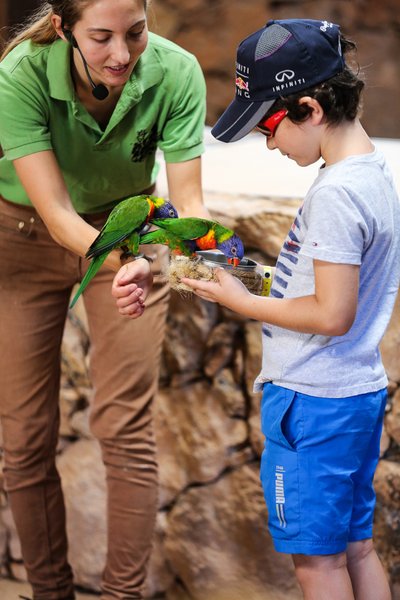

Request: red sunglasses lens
left=258, top=109, right=288, bottom=136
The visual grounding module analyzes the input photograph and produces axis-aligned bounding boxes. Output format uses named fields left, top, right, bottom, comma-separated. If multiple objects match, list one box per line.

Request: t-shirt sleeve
left=300, top=184, right=371, bottom=265
left=0, top=68, right=52, bottom=160
left=158, top=56, right=206, bottom=163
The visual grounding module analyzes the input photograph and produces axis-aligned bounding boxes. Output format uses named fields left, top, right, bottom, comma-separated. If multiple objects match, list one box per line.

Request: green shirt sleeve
left=0, top=55, right=52, bottom=161
left=158, top=55, right=206, bottom=163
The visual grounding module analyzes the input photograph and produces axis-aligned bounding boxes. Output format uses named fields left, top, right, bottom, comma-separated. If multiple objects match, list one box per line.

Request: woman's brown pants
left=0, top=197, right=170, bottom=599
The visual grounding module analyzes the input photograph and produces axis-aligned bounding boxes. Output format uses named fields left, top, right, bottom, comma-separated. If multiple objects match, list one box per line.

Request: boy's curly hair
left=264, top=35, right=364, bottom=125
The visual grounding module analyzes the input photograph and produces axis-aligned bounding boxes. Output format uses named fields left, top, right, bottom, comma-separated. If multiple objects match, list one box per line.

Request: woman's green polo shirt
left=0, top=33, right=206, bottom=213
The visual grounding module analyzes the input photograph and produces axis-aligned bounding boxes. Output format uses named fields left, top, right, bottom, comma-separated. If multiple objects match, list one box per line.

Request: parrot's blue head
left=153, top=200, right=178, bottom=220
left=218, top=233, right=244, bottom=266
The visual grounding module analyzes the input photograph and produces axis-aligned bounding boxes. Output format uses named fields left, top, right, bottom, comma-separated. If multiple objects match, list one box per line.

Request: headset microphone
left=64, top=29, right=109, bottom=101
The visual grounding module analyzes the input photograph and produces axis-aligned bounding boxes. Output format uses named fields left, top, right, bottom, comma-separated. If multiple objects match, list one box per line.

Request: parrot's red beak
left=228, top=257, right=240, bottom=267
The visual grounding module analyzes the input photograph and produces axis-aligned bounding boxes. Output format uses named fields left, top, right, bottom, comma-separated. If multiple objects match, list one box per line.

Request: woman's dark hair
left=264, top=35, right=365, bottom=125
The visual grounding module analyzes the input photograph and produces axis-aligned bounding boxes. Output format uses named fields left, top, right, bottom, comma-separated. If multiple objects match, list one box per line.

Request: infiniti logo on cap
left=275, top=70, right=295, bottom=82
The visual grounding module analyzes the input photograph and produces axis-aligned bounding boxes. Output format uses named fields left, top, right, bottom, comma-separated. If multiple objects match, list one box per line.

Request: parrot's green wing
left=69, top=253, right=108, bottom=309
left=87, top=196, right=151, bottom=258
left=150, top=217, right=214, bottom=240
left=139, top=229, right=193, bottom=256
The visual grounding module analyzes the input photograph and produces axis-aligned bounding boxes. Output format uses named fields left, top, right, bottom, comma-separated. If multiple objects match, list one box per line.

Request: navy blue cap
left=211, top=19, right=345, bottom=143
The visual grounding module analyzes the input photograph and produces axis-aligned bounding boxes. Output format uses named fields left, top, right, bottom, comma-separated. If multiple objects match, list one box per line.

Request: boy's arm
left=182, top=259, right=359, bottom=337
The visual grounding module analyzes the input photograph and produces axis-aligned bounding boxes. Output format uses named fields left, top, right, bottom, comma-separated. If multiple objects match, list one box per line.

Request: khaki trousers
left=0, top=197, right=170, bottom=599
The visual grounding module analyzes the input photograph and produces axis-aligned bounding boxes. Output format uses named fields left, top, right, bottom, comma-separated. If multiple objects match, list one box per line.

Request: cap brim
left=211, top=98, right=275, bottom=143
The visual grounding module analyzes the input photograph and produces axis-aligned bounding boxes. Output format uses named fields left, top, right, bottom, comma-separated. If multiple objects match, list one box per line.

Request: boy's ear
left=298, top=96, right=325, bottom=125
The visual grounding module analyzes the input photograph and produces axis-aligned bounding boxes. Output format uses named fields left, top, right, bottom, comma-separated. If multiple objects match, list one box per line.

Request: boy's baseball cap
left=211, top=19, right=345, bottom=143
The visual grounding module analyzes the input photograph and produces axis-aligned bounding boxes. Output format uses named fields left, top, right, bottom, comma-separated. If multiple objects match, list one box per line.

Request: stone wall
left=148, top=0, right=400, bottom=139
left=0, top=192, right=399, bottom=599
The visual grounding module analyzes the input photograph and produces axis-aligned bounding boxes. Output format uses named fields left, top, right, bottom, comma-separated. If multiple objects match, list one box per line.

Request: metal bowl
left=195, top=250, right=257, bottom=271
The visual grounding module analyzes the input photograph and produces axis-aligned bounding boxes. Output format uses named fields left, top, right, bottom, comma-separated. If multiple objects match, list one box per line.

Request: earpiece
left=62, top=27, right=78, bottom=48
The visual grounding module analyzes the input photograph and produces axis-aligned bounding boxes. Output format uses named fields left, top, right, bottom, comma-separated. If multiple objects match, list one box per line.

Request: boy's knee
left=293, top=552, right=348, bottom=583
left=346, top=538, right=374, bottom=565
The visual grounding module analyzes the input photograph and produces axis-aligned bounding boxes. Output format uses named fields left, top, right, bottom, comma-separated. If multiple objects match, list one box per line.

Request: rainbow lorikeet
left=69, top=195, right=178, bottom=309
left=139, top=217, right=244, bottom=265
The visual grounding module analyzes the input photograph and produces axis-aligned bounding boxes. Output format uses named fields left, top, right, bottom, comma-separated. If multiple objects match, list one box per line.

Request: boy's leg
left=347, top=394, right=390, bottom=599
left=292, top=552, right=354, bottom=600
left=292, top=541, right=391, bottom=600
left=260, top=384, right=389, bottom=599
left=346, top=540, right=391, bottom=600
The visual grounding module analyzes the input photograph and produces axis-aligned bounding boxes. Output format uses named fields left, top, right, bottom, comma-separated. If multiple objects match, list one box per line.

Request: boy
left=182, top=19, right=400, bottom=600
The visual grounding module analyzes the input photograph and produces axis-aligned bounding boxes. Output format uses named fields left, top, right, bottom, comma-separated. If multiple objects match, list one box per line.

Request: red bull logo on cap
left=235, top=62, right=251, bottom=98
left=235, top=76, right=249, bottom=91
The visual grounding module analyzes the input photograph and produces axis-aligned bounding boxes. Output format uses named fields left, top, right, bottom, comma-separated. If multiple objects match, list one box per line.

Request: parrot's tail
left=69, top=254, right=108, bottom=309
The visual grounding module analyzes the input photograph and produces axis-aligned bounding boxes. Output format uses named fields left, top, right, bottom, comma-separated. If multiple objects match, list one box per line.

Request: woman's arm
left=182, top=259, right=360, bottom=337
left=13, top=150, right=124, bottom=272
left=112, top=156, right=209, bottom=316
left=165, top=157, right=210, bottom=218
left=14, top=150, right=151, bottom=317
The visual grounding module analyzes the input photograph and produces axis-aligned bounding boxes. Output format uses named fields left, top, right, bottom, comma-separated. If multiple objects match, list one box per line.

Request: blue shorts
left=260, top=383, right=387, bottom=555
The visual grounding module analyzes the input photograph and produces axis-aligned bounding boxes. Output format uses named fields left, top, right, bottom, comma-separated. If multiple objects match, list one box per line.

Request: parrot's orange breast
left=147, top=201, right=155, bottom=220
left=197, top=230, right=217, bottom=250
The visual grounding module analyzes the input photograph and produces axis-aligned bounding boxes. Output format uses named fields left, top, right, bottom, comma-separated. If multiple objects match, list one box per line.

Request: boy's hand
left=112, top=258, right=153, bottom=318
left=181, top=268, right=250, bottom=311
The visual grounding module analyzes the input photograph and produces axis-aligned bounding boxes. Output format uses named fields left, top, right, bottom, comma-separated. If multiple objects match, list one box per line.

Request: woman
left=0, top=0, right=207, bottom=598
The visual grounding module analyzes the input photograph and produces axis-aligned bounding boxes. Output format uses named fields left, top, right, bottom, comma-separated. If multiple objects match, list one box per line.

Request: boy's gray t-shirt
left=254, top=149, right=400, bottom=397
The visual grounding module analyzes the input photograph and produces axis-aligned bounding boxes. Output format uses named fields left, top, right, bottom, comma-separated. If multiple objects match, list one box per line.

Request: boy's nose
left=267, top=137, right=276, bottom=150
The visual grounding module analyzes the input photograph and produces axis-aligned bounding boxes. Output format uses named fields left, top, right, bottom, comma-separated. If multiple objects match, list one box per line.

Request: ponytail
left=1, top=4, right=58, bottom=61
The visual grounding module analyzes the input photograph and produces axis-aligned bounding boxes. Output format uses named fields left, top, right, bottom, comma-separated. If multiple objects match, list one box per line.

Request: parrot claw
left=137, top=252, right=154, bottom=263
left=120, top=248, right=135, bottom=262
left=120, top=250, right=154, bottom=264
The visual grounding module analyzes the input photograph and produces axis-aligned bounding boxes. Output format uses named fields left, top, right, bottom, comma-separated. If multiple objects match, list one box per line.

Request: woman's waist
left=0, top=182, right=157, bottom=225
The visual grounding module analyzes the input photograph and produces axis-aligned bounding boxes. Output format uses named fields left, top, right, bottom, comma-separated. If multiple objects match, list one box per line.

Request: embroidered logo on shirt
left=131, top=125, right=158, bottom=162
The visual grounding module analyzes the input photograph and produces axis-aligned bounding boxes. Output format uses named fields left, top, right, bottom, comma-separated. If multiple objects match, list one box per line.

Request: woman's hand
left=112, top=258, right=153, bottom=318
left=181, top=268, right=250, bottom=311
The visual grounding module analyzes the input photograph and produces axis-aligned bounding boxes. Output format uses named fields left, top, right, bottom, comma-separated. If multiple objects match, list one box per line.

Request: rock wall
left=0, top=192, right=399, bottom=599
left=148, top=0, right=400, bottom=139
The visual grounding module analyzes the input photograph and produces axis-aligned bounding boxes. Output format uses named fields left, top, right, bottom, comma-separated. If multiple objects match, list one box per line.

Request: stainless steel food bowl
left=195, top=250, right=257, bottom=271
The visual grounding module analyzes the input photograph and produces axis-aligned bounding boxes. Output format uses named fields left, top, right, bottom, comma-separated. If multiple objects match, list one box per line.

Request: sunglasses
left=256, top=109, right=288, bottom=138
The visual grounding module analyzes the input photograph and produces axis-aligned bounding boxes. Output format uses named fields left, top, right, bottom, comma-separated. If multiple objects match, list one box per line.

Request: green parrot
left=139, top=217, right=245, bottom=266
left=69, top=195, right=178, bottom=309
